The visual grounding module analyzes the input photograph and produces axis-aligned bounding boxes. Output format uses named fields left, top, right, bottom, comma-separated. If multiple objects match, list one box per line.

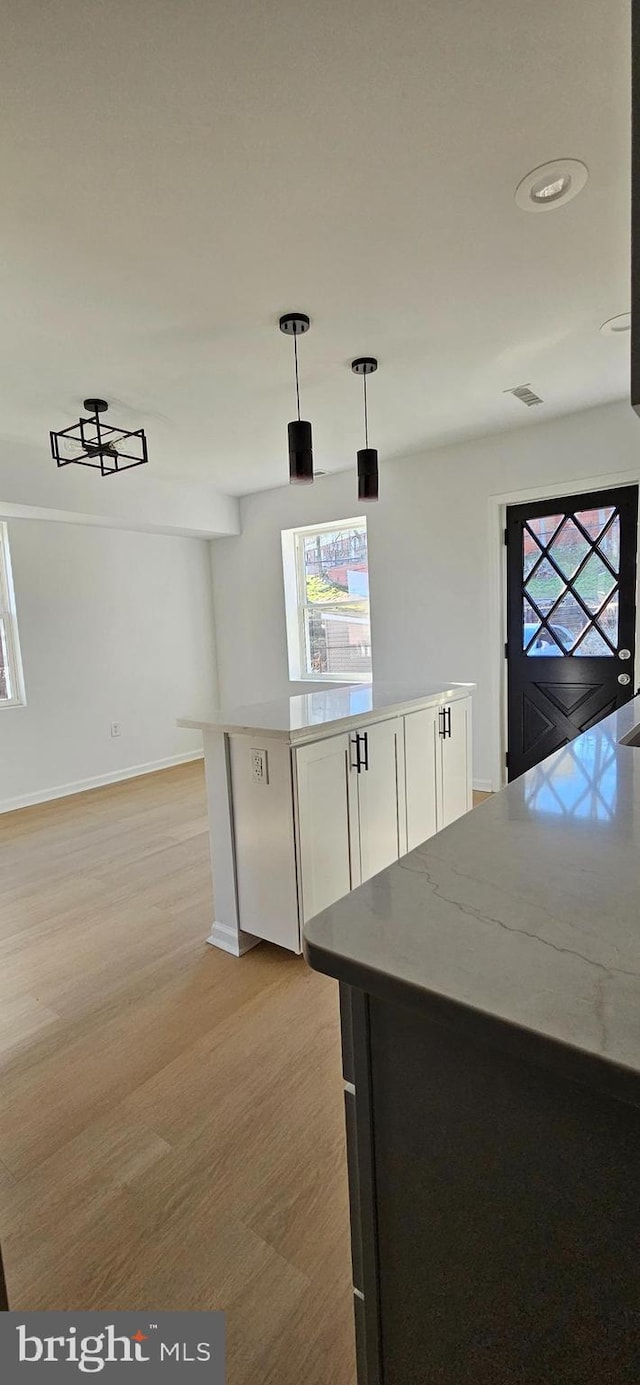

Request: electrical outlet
left=110, top=721, right=121, bottom=738
left=250, top=748, right=268, bottom=784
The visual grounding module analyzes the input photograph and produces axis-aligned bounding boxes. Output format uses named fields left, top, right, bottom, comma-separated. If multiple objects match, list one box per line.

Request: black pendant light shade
left=352, top=357, right=379, bottom=501
left=288, top=419, right=313, bottom=484
left=357, top=447, right=379, bottom=501
left=50, top=398, right=149, bottom=476
left=280, top=312, right=314, bottom=485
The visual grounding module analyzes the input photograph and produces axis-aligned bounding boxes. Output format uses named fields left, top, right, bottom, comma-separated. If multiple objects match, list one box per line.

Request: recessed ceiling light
left=515, top=159, right=589, bottom=213
left=531, top=175, right=569, bottom=203
left=600, top=313, right=631, bottom=336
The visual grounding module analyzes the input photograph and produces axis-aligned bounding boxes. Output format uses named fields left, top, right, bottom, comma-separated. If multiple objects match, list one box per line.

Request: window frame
left=0, top=523, right=26, bottom=709
left=282, top=516, right=372, bottom=683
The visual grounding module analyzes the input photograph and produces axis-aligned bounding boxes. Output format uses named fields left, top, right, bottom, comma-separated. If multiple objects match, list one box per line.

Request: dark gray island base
left=305, top=698, right=640, bottom=1384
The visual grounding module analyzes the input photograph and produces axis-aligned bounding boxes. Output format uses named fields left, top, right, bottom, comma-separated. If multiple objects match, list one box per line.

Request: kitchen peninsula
left=305, top=697, right=640, bottom=1384
left=179, top=682, right=473, bottom=955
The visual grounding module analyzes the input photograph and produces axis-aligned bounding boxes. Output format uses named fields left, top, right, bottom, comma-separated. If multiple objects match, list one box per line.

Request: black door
left=506, top=485, right=638, bottom=781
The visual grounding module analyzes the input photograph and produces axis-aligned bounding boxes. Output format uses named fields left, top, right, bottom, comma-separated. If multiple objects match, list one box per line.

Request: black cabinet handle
left=439, top=708, right=447, bottom=738
left=351, top=731, right=370, bottom=772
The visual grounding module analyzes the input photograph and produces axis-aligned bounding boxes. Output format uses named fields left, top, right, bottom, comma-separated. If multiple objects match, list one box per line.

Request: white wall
left=0, top=436, right=240, bottom=538
left=210, top=399, right=640, bottom=790
left=0, top=520, right=217, bottom=811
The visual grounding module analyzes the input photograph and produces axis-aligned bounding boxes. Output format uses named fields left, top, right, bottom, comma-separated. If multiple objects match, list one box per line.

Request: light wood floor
left=0, top=762, right=355, bottom=1383
left=0, top=767, right=491, bottom=1378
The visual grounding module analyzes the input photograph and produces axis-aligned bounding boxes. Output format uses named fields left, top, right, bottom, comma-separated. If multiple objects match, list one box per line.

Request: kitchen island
left=305, top=696, right=640, bottom=1384
left=179, top=682, right=473, bottom=955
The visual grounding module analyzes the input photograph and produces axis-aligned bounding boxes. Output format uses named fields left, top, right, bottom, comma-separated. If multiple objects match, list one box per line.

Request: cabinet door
left=358, top=717, right=405, bottom=884
left=439, top=696, right=472, bottom=829
left=404, top=706, right=439, bottom=851
left=229, top=735, right=300, bottom=951
left=295, top=733, right=359, bottom=924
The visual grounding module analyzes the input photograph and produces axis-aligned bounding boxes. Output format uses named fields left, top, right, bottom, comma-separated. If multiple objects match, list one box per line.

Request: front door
left=506, top=485, right=638, bottom=781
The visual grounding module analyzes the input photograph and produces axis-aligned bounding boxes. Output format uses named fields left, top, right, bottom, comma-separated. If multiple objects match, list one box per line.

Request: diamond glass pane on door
left=527, top=514, right=564, bottom=547
left=573, top=594, right=618, bottom=656
left=574, top=506, right=615, bottom=544
left=597, top=514, right=620, bottom=574
left=523, top=515, right=563, bottom=576
left=573, top=628, right=614, bottom=657
left=550, top=519, right=591, bottom=578
left=525, top=627, right=566, bottom=656
left=572, top=553, right=617, bottom=614
left=524, top=557, right=566, bottom=611
left=523, top=616, right=566, bottom=656
left=547, top=592, right=590, bottom=650
left=523, top=537, right=542, bottom=579
left=523, top=598, right=541, bottom=650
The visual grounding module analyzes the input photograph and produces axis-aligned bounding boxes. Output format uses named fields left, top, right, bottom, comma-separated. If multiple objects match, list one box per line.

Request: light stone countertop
left=178, top=681, right=474, bottom=743
left=305, top=695, right=640, bottom=1088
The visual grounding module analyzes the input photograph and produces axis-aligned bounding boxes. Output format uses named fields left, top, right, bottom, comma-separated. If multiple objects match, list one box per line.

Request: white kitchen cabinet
left=295, top=732, right=359, bottom=924
left=355, top=717, right=406, bottom=883
left=181, top=685, right=474, bottom=955
left=405, top=696, right=473, bottom=849
left=438, top=695, right=473, bottom=829
left=404, top=705, right=439, bottom=851
left=295, top=717, right=405, bottom=919
left=228, top=733, right=301, bottom=952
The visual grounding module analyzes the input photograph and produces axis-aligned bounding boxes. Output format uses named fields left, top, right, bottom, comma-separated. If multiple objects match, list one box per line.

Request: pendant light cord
left=294, top=333, right=301, bottom=421
left=363, top=372, right=369, bottom=448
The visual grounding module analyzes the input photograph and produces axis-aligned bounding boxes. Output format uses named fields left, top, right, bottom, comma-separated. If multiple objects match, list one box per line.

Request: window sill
left=295, top=673, right=372, bottom=684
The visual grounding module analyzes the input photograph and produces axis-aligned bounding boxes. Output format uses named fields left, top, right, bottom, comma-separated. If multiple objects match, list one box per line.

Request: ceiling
left=0, top=0, right=631, bottom=496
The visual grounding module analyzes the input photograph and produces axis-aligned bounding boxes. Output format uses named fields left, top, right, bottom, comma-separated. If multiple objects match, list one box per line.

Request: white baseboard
left=206, top=921, right=262, bottom=957
left=0, top=751, right=205, bottom=816
left=472, top=778, right=494, bottom=794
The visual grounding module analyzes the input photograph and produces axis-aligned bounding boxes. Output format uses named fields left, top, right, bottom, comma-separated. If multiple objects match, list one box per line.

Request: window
left=0, top=524, right=25, bottom=707
left=282, top=517, right=372, bottom=681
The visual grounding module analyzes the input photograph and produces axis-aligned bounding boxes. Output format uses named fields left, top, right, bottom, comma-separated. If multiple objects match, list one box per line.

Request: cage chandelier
left=50, top=398, right=149, bottom=477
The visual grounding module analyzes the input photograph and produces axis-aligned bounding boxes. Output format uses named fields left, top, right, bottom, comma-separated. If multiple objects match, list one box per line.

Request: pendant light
left=279, top=313, right=314, bottom=484
left=351, top=357, right=379, bottom=501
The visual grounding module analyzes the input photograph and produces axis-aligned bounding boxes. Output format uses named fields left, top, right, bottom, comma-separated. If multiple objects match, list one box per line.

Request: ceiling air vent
left=505, top=383, right=544, bottom=407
